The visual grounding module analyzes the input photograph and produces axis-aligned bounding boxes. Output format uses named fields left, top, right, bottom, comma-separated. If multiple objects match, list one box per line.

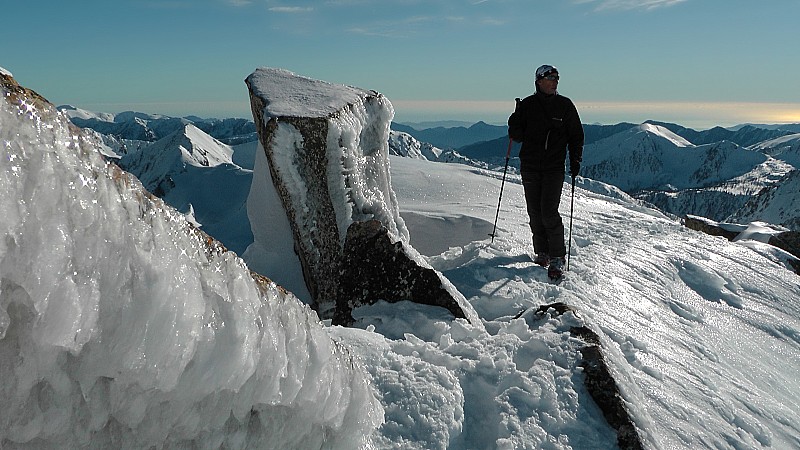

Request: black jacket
left=508, top=91, right=584, bottom=173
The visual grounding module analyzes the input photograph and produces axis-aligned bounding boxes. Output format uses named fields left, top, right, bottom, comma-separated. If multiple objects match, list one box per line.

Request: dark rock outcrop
left=769, top=231, right=800, bottom=274
left=536, top=303, right=644, bottom=450
left=335, top=220, right=467, bottom=325
left=684, top=215, right=740, bottom=240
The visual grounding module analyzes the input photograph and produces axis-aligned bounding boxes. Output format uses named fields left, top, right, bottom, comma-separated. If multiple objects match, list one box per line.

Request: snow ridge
left=119, top=124, right=234, bottom=194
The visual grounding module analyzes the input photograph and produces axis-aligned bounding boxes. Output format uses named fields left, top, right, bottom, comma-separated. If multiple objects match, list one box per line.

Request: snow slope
left=749, top=133, right=800, bottom=167
left=118, top=124, right=254, bottom=254
left=377, top=156, right=800, bottom=449
left=730, top=168, right=800, bottom=230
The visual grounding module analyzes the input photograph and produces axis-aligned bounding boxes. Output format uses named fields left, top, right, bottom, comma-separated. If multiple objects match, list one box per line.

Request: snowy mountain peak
left=119, top=123, right=235, bottom=195
left=150, top=123, right=233, bottom=167
left=388, top=130, right=443, bottom=160
left=114, top=110, right=171, bottom=123
left=583, top=122, right=766, bottom=191
left=180, top=123, right=235, bottom=165
left=637, top=122, right=694, bottom=147
left=57, top=104, right=116, bottom=122
left=749, top=132, right=800, bottom=167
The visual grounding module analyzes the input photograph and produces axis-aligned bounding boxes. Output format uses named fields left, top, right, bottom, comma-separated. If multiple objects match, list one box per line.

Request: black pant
left=522, top=171, right=566, bottom=258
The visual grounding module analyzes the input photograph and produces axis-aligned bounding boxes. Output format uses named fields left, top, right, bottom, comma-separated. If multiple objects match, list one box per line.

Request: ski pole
left=489, top=136, right=514, bottom=243
left=566, top=175, right=576, bottom=271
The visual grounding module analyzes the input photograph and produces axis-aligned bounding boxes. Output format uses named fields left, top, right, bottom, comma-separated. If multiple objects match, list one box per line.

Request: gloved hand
left=570, top=160, right=580, bottom=177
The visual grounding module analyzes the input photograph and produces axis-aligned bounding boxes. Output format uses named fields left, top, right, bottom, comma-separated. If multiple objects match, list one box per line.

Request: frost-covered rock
left=245, top=68, right=478, bottom=326
left=0, top=69, right=381, bottom=449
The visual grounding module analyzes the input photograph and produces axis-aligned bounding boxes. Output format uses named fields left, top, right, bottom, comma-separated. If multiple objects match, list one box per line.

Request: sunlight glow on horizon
left=68, top=98, right=800, bottom=131
left=391, top=100, right=800, bottom=129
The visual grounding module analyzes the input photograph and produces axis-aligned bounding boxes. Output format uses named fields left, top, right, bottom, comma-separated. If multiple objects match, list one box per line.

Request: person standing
left=508, top=64, right=584, bottom=280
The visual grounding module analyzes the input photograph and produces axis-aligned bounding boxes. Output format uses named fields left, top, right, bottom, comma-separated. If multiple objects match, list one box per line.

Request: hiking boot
left=548, top=257, right=566, bottom=280
left=533, top=253, right=550, bottom=267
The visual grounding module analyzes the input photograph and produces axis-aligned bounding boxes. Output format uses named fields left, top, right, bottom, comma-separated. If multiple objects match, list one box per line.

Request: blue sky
left=4, top=0, right=799, bottom=129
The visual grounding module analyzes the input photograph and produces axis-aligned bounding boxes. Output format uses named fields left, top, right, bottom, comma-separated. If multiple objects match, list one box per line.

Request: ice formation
left=0, top=70, right=381, bottom=448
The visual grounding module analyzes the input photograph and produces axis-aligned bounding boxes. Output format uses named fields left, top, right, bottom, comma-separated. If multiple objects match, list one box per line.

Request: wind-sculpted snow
left=0, top=74, right=381, bottom=449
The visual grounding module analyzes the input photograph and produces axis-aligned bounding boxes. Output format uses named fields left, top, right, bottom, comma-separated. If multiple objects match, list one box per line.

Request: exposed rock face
left=336, top=220, right=467, bottom=325
left=684, top=215, right=739, bottom=241
left=245, top=68, right=476, bottom=325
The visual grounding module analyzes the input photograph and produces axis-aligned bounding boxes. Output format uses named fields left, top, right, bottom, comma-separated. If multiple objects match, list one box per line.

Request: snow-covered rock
left=244, top=67, right=479, bottom=326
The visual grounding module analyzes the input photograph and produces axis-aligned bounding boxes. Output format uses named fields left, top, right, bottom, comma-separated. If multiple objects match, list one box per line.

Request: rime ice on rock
left=245, top=68, right=478, bottom=325
left=0, top=70, right=382, bottom=449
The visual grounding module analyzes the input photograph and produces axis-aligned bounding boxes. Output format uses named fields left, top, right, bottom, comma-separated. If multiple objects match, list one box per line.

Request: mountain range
left=60, top=105, right=800, bottom=233
left=391, top=121, right=800, bottom=232
left=60, top=105, right=257, bottom=145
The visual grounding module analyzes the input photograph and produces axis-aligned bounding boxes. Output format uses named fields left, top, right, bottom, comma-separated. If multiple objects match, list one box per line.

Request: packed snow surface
left=246, top=67, right=373, bottom=119
left=369, top=156, right=800, bottom=449
left=242, top=143, right=800, bottom=448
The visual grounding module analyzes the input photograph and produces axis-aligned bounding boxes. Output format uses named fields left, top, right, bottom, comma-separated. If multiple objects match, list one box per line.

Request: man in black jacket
left=508, top=64, right=584, bottom=279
